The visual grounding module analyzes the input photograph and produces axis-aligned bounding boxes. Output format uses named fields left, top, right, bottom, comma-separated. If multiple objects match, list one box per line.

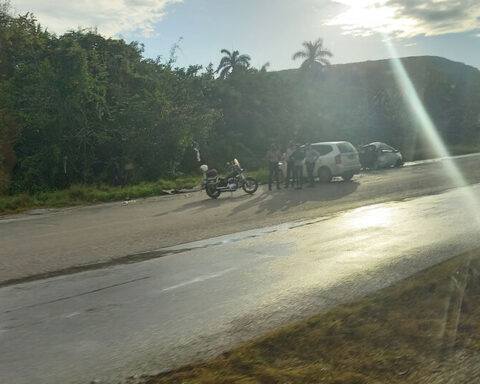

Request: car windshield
left=379, top=143, right=396, bottom=152
left=1, top=1, right=480, bottom=383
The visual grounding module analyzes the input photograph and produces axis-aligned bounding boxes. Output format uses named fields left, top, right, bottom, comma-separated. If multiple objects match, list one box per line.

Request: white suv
left=280, top=141, right=362, bottom=182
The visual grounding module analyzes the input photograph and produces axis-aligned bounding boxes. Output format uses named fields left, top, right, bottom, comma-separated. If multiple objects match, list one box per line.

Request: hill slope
left=275, top=56, right=480, bottom=159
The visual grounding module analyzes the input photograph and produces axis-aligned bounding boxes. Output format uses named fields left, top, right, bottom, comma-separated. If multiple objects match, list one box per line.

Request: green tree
left=260, top=62, right=270, bottom=73
left=216, top=49, right=251, bottom=79
left=292, top=38, right=332, bottom=70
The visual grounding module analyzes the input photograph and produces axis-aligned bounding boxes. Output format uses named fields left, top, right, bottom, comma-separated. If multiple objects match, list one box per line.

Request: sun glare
left=383, top=36, right=480, bottom=223
left=347, top=206, right=392, bottom=230
left=327, top=0, right=420, bottom=37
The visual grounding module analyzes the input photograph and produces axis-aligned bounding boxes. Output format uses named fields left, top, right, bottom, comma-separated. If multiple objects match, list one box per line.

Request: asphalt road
left=1, top=184, right=480, bottom=384
left=1, top=153, right=480, bottom=285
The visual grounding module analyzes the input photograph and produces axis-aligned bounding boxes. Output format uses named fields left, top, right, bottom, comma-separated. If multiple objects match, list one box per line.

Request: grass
left=0, top=176, right=202, bottom=215
left=146, top=249, right=480, bottom=384
left=0, top=169, right=270, bottom=216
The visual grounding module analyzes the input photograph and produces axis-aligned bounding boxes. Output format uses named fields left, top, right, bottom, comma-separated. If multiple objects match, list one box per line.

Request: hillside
left=273, top=56, right=480, bottom=160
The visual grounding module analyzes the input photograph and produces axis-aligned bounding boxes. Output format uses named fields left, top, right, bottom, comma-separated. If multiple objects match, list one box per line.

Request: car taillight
left=335, top=154, right=342, bottom=164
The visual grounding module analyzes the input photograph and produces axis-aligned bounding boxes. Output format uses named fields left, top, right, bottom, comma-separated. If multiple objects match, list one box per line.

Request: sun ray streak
left=383, top=35, right=480, bottom=223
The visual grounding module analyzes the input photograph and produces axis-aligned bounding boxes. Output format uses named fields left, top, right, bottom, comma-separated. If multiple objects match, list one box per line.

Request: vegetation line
left=2, top=3, right=480, bottom=198
left=0, top=169, right=269, bottom=215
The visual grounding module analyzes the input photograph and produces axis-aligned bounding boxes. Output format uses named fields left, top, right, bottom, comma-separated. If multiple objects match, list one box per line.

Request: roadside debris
left=123, top=198, right=137, bottom=205
left=27, top=209, right=49, bottom=215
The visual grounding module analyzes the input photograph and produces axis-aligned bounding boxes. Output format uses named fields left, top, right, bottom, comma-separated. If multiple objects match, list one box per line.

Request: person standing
left=292, top=144, right=305, bottom=190
left=284, top=141, right=296, bottom=188
left=305, top=143, right=320, bottom=187
left=266, top=143, right=281, bottom=191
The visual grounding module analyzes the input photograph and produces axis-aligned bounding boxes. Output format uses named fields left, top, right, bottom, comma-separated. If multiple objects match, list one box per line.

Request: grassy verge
left=147, top=249, right=480, bottom=384
left=0, top=176, right=202, bottom=215
left=0, top=169, right=270, bottom=216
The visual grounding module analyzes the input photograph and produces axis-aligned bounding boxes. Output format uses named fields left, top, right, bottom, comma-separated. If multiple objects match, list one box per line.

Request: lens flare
left=383, top=35, right=480, bottom=223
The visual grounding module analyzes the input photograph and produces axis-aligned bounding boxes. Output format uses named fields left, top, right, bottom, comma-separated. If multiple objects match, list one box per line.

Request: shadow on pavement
left=152, top=196, right=228, bottom=217
left=229, top=179, right=360, bottom=216
left=155, top=179, right=359, bottom=218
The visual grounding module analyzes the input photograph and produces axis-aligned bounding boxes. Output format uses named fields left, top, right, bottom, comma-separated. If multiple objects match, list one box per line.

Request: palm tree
left=292, top=38, right=332, bottom=70
left=260, top=62, right=270, bottom=73
left=216, top=49, right=251, bottom=78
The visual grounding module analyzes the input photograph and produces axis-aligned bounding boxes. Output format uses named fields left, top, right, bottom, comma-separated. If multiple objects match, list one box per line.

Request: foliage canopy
left=1, top=6, right=479, bottom=195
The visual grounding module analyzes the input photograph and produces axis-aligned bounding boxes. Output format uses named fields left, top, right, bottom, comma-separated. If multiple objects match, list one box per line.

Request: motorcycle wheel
left=242, top=177, right=258, bottom=194
left=206, top=184, right=221, bottom=199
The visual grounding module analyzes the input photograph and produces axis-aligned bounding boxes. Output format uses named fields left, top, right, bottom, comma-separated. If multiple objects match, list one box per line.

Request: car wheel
left=317, top=167, right=332, bottom=183
left=395, top=159, right=403, bottom=168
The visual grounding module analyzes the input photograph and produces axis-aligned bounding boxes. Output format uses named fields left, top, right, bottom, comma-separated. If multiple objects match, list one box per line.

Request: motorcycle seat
left=206, top=169, right=218, bottom=177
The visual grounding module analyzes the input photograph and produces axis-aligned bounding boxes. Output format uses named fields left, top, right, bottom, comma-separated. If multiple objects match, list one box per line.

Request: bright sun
left=327, top=0, right=423, bottom=38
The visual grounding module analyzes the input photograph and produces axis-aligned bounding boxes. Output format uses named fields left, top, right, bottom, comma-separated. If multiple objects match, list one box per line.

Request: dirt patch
left=141, top=249, right=480, bottom=384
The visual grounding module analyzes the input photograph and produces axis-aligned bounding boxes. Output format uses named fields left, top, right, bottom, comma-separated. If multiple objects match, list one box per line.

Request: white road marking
left=65, top=312, right=81, bottom=319
left=162, top=268, right=236, bottom=292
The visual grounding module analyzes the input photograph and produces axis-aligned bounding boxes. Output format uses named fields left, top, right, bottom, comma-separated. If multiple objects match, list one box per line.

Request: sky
left=9, top=0, right=480, bottom=71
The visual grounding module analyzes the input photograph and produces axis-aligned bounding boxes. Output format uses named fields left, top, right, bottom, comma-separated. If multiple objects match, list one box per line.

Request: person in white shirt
left=284, top=141, right=296, bottom=188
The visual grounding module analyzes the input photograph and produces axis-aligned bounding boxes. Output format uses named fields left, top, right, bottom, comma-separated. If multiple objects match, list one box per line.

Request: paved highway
left=1, top=184, right=480, bottom=383
left=1, top=153, right=480, bottom=285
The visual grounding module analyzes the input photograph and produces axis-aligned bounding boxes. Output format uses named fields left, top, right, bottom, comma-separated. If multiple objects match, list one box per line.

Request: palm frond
left=220, top=49, right=231, bottom=56
left=237, top=54, right=251, bottom=67
left=260, top=62, right=270, bottom=72
left=313, top=38, right=324, bottom=48
left=317, top=48, right=333, bottom=58
left=292, top=51, right=308, bottom=60
left=318, top=57, right=331, bottom=66
left=215, top=57, right=231, bottom=73
left=218, top=66, right=231, bottom=79
left=302, top=41, right=313, bottom=50
left=238, top=54, right=251, bottom=62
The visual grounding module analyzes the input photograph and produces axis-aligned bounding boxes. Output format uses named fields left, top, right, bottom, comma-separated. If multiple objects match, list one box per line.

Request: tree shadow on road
left=154, top=181, right=360, bottom=219
left=152, top=192, right=257, bottom=217
left=155, top=179, right=359, bottom=218
left=229, top=179, right=360, bottom=216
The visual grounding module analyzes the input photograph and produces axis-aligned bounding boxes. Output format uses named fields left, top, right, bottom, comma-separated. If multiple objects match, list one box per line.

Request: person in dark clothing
left=305, top=143, right=320, bottom=187
left=266, top=143, right=281, bottom=191
left=284, top=141, right=296, bottom=188
left=292, top=144, right=305, bottom=189
left=363, top=145, right=378, bottom=169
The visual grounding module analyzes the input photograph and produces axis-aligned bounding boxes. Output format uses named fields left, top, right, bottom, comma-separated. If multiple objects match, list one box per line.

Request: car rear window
left=379, top=143, right=395, bottom=152
left=337, top=142, right=356, bottom=153
left=313, top=145, right=333, bottom=156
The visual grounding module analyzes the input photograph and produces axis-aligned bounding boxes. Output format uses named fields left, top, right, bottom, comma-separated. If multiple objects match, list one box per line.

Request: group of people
left=266, top=142, right=320, bottom=191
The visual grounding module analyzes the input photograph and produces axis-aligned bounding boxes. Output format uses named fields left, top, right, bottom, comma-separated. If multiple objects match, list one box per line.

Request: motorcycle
left=200, top=159, right=258, bottom=199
